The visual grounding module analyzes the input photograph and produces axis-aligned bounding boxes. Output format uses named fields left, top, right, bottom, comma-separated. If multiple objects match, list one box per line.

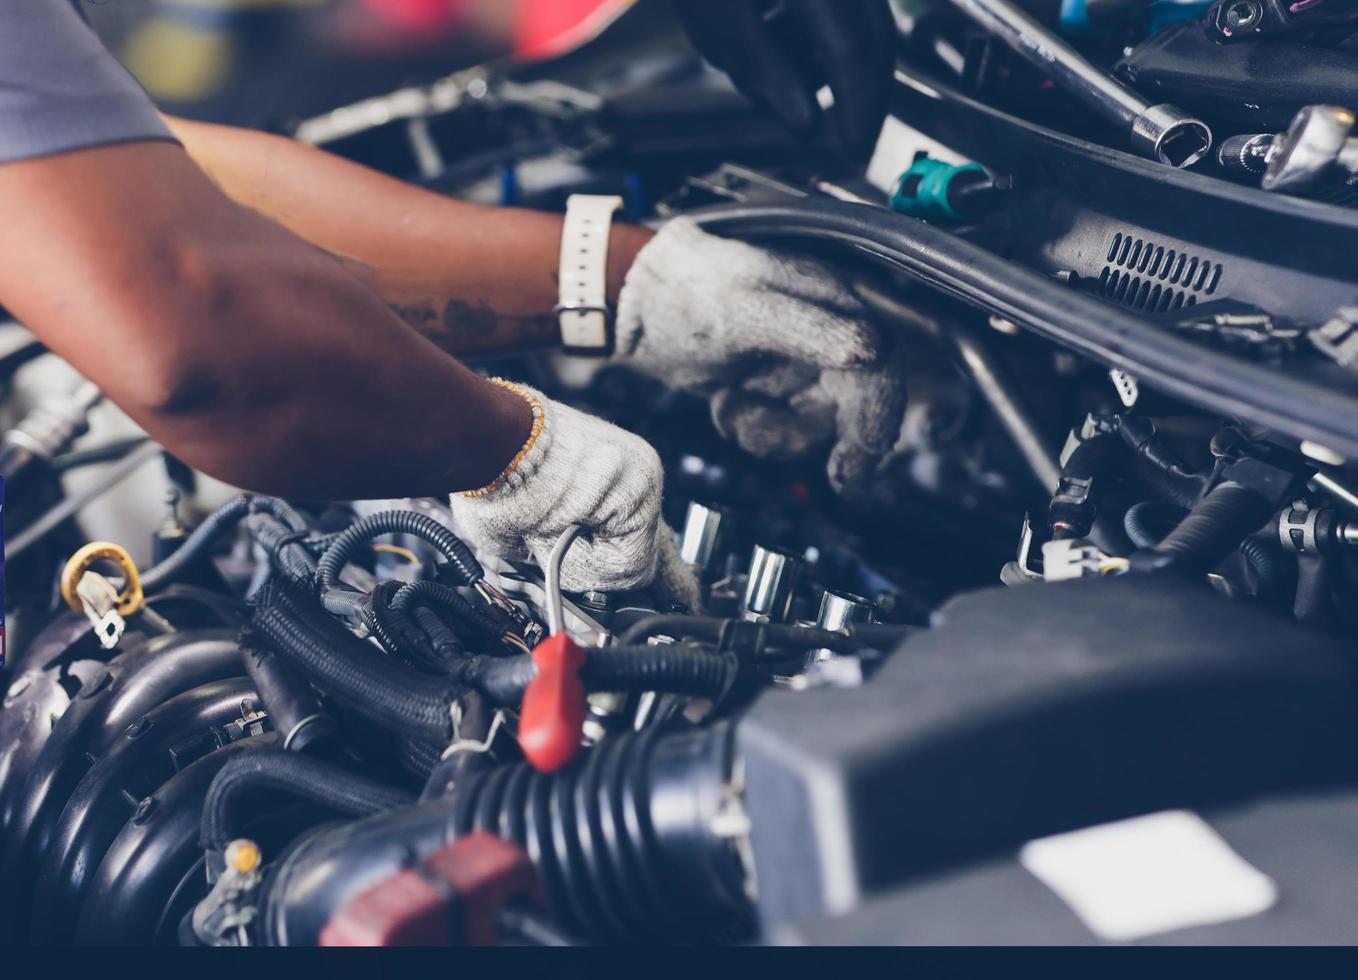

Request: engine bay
left=5, top=0, right=1358, bottom=947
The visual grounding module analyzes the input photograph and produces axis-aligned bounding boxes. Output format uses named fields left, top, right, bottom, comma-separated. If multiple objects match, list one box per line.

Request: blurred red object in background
left=513, top=0, right=623, bottom=58
left=355, top=0, right=623, bottom=59
left=358, top=0, right=466, bottom=33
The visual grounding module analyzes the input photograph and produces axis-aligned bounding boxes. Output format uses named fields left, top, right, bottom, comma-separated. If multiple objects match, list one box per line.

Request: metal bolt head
left=1224, top=0, right=1262, bottom=31
left=126, top=717, right=153, bottom=739
left=131, top=797, right=157, bottom=825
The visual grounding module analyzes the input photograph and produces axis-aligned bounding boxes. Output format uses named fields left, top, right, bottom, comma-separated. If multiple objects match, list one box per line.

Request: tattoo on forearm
left=389, top=301, right=439, bottom=329
left=389, top=298, right=557, bottom=354
left=442, top=299, right=499, bottom=340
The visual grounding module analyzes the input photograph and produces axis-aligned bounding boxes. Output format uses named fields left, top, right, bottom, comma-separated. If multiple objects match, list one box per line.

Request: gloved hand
left=615, top=217, right=908, bottom=495
left=673, top=0, right=897, bottom=162
left=448, top=381, right=701, bottom=608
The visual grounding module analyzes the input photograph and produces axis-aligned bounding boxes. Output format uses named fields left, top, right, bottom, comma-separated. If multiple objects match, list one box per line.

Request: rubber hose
left=142, top=495, right=308, bottom=594
left=410, top=604, right=466, bottom=661
left=421, top=691, right=493, bottom=802
left=1116, top=416, right=1208, bottom=508
left=397, top=738, right=444, bottom=780
left=251, top=583, right=459, bottom=743
left=240, top=640, right=338, bottom=754
left=452, top=644, right=738, bottom=706
left=246, top=513, right=318, bottom=586
left=317, top=510, right=482, bottom=600
left=1151, top=483, right=1273, bottom=574
left=363, top=581, right=445, bottom=672
left=390, top=580, right=508, bottom=645
left=1049, top=434, right=1119, bottom=538
left=201, top=749, right=413, bottom=851
left=619, top=614, right=909, bottom=653
left=1241, top=537, right=1286, bottom=597
left=1123, top=501, right=1187, bottom=550
left=581, top=646, right=737, bottom=699
left=1135, top=461, right=1205, bottom=510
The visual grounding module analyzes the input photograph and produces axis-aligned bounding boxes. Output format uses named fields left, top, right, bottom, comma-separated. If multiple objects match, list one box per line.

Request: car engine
left=5, top=0, right=1358, bottom=947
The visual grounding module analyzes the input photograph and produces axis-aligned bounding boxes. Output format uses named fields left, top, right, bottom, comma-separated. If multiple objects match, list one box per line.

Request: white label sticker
left=1019, top=809, right=1278, bottom=942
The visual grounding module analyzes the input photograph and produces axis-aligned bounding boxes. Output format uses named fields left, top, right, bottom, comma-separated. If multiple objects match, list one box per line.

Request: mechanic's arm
left=162, top=114, right=653, bottom=358
left=0, top=139, right=533, bottom=500
left=162, top=113, right=910, bottom=499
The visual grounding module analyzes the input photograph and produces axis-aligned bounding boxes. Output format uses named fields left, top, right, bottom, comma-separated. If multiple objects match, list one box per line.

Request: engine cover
left=737, top=573, right=1358, bottom=932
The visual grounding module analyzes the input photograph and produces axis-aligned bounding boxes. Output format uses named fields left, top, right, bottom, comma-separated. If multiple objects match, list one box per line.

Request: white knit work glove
left=615, top=217, right=908, bottom=495
left=447, top=382, right=701, bottom=609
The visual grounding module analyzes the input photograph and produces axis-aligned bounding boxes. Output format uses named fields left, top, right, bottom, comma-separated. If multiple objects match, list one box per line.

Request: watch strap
left=557, top=194, right=623, bottom=355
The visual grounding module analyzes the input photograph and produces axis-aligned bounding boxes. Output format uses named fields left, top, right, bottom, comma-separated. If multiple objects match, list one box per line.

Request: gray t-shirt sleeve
left=0, top=0, right=175, bottom=165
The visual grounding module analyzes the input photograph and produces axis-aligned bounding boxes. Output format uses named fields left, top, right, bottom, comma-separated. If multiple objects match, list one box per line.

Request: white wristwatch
left=556, top=194, right=624, bottom=355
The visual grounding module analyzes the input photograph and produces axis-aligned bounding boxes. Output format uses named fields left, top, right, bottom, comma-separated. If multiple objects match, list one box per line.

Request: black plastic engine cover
left=778, top=789, right=1358, bottom=945
left=1117, top=24, right=1358, bottom=132
left=737, top=574, right=1358, bottom=932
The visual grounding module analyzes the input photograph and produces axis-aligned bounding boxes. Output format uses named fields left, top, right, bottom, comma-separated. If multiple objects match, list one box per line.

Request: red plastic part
left=319, top=833, right=541, bottom=947
left=518, top=632, right=588, bottom=773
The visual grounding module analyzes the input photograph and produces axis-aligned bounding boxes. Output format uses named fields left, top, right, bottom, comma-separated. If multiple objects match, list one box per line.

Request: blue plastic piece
left=889, top=158, right=988, bottom=222
left=1060, top=0, right=1213, bottom=36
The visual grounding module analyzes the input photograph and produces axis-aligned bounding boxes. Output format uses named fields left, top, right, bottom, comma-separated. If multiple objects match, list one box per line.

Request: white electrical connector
left=1041, top=539, right=1129, bottom=582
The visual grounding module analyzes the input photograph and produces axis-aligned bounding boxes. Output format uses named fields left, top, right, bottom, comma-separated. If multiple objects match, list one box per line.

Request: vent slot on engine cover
left=1097, top=232, right=1223, bottom=314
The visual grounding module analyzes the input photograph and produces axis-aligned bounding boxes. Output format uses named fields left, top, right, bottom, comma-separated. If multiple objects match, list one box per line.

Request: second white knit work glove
left=448, top=381, right=701, bottom=609
left=614, top=217, right=908, bottom=495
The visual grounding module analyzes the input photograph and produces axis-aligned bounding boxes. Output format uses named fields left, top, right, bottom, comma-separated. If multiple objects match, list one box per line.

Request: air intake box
left=737, top=575, right=1358, bottom=932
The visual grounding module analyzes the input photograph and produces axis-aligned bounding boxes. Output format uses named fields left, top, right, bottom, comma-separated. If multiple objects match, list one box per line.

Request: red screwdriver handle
left=519, top=633, right=587, bottom=772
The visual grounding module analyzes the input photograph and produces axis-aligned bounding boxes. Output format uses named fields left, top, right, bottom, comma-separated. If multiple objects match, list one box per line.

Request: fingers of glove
left=654, top=528, right=704, bottom=612
left=673, top=0, right=819, bottom=137
left=787, top=0, right=896, bottom=161
left=540, top=523, right=660, bottom=595
left=446, top=497, right=534, bottom=565
left=737, top=358, right=820, bottom=400
left=820, top=357, right=910, bottom=495
left=711, top=384, right=836, bottom=460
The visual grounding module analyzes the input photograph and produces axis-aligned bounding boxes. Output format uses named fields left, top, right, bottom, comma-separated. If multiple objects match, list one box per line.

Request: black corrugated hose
left=451, top=724, right=750, bottom=943
left=1240, top=536, right=1287, bottom=597
left=141, top=494, right=309, bottom=593
left=390, top=579, right=509, bottom=647
left=247, top=513, right=319, bottom=586
left=363, top=580, right=449, bottom=673
left=317, top=510, right=483, bottom=618
left=201, top=749, right=414, bottom=851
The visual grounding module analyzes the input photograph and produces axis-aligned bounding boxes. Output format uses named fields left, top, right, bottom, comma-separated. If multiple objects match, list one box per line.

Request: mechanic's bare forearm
left=163, top=115, right=653, bottom=357
left=0, top=141, right=531, bottom=499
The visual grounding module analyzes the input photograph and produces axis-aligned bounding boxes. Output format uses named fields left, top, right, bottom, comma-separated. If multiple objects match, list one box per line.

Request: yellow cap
left=226, top=839, right=262, bottom=875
